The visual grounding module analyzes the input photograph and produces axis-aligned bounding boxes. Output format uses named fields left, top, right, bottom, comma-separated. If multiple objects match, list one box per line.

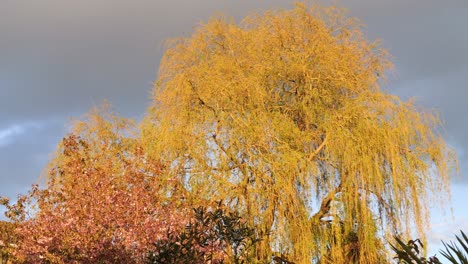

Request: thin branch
left=359, top=187, right=397, bottom=231
left=211, top=132, right=243, bottom=170
left=308, top=134, right=329, bottom=162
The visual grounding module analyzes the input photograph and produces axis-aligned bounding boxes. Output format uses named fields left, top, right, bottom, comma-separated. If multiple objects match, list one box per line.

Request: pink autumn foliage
left=8, top=110, right=189, bottom=263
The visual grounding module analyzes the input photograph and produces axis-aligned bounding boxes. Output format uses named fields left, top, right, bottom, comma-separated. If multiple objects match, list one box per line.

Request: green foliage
left=149, top=230, right=206, bottom=264
left=391, top=237, right=441, bottom=264
left=392, top=231, right=468, bottom=264
left=148, top=204, right=263, bottom=264
left=440, top=231, right=468, bottom=264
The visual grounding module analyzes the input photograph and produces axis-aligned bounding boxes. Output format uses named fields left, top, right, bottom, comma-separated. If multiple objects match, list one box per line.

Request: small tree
left=2, top=106, right=188, bottom=263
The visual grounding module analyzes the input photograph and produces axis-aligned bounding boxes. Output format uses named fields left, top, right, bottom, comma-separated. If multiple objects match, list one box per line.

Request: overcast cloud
left=1, top=1, right=467, bottom=248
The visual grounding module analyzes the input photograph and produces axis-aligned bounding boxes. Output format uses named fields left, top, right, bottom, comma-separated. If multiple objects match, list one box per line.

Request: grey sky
left=1, top=0, right=467, bottom=251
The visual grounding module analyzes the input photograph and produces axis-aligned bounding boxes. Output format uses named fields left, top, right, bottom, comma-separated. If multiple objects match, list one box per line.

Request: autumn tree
left=3, top=107, right=188, bottom=263
left=142, top=3, right=455, bottom=263
left=0, top=220, right=17, bottom=263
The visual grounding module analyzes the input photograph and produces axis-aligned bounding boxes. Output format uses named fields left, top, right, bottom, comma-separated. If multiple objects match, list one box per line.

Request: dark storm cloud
left=0, top=0, right=295, bottom=202
left=1, top=0, right=467, bottom=204
left=337, top=0, right=467, bottom=86
left=331, top=0, right=468, bottom=181
left=0, top=0, right=295, bottom=123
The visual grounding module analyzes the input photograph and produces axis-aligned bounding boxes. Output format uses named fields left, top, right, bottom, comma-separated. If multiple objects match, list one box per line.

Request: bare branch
left=308, top=134, right=329, bottom=162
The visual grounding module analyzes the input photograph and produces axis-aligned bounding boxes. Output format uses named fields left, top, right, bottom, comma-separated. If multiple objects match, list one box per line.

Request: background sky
left=1, top=0, right=467, bottom=255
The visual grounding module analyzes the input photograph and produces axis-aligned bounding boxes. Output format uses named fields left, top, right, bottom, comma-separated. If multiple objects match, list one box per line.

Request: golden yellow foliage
left=142, top=3, right=456, bottom=263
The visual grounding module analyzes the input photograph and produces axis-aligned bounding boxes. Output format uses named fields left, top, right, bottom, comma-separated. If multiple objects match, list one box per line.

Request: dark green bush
left=148, top=204, right=262, bottom=264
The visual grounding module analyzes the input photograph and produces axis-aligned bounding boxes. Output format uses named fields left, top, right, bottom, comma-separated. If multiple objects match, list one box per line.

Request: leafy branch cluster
left=148, top=204, right=262, bottom=264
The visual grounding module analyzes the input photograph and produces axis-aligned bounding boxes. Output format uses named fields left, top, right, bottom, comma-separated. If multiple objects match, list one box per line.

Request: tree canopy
left=2, top=107, right=188, bottom=263
left=142, top=3, right=455, bottom=263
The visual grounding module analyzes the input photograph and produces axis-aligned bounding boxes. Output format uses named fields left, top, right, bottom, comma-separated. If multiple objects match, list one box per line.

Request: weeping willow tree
left=142, top=3, right=455, bottom=263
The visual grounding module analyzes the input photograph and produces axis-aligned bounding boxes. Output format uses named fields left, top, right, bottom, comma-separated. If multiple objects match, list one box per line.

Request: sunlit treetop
left=4, top=106, right=188, bottom=263
left=143, top=3, right=456, bottom=263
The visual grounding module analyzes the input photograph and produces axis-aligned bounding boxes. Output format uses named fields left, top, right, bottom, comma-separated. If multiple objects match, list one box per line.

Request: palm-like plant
left=392, top=230, right=468, bottom=264
left=440, top=231, right=468, bottom=264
